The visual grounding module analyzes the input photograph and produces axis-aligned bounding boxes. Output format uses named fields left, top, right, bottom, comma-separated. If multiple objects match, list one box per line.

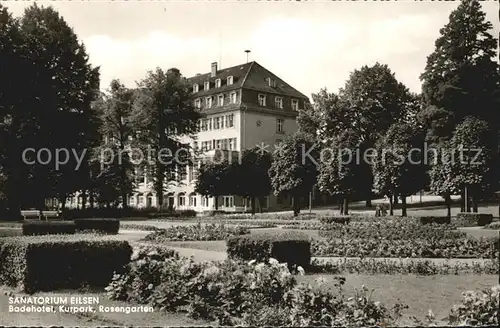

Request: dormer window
left=275, top=96, right=283, bottom=109
left=194, top=98, right=201, bottom=109
left=258, top=94, right=266, bottom=107
left=205, top=96, right=213, bottom=108
left=204, top=82, right=210, bottom=91
left=267, top=78, right=276, bottom=87
left=227, top=76, right=234, bottom=85
left=193, top=84, right=199, bottom=93
left=215, top=79, right=221, bottom=88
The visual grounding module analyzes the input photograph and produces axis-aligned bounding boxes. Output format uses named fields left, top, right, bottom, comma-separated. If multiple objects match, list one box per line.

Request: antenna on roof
left=245, top=50, right=251, bottom=63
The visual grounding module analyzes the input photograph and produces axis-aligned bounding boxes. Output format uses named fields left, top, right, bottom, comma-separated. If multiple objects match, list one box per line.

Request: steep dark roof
left=187, top=61, right=308, bottom=100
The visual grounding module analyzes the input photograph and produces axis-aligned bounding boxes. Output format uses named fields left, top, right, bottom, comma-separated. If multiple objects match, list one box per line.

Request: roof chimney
left=211, top=62, right=217, bottom=77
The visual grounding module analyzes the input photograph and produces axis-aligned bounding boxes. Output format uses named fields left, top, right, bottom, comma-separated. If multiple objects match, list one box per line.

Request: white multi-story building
left=70, top=61, right=310, bottom=212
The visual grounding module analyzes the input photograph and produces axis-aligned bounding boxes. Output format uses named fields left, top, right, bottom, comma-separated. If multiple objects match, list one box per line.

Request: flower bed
left=312, top=237, right=498, bottom=259
left=309, top=258, right=498, bottom=275
left=106, top=247, right=406, bottom=326
left=317, top=222, right=465, bottom=240
left=142, top=223, right=250, bottom=242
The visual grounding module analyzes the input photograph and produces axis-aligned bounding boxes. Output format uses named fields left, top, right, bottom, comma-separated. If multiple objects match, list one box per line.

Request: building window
left=229, top=138, right=236, bottom=150
left=258, top=94, right=266, bottom=106
left=189, top=194, right=197, bottom=207
left=222, top=139, right=228, bottom=150
left=138, top=195, right=144, bottom=206
left=275, top=97, right=283, bottom=109
left=129, top=196, right=135, bottom=205
left=201, top=119, right=208, bottom=131
left=195, top=98, right=201, bottom=109
left=217, top=94, right=224, bottom=106
left=208, top=117, right=213, bottom=130
left=276, top=118, right=284, bottom=133
left=204, top=81, right=210, bottom=90
left=178, top=193, right=185, bottom=207
left=193, top=84, right=199, bottom=93
left=206, top=97, right=213, bottom=108
left=227, top=76, right=233, bottom=85
left=202, top=196, right=209, bottom=207
left=216, top=139, right=222, bottom=149
left=266, top=78, right=276, bottom=87
left=215, top=79, right=221, bottom=88
left=215, top=116, right=221, bottom=129
left=188, top=165, right=194, bottom=181
left=223, top=196, right=234, bottom=208
left=226, top=114, right=234, bottom=128
left=230, top=92, right=237, bottom=104
left=291, top=99, right=299, bottom=111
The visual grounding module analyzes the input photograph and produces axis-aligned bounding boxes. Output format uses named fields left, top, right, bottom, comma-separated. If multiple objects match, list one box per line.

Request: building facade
left=69, top=61, right=309, bottom=212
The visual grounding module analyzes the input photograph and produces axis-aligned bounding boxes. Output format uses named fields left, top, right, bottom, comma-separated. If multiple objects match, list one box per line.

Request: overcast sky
left=4, top=1, right=499, bottom=98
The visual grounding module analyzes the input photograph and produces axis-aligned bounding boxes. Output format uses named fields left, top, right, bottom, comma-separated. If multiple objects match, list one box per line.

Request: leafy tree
left=340, top=62, right=413, bottom=143
left=18, top=4, right=100, bottom=208
left=420, top=0, right=500, bottom=132
left=428, top=142, right=456, bottom=218
left=372, top=123, right=426, bottom=216
left=232, top=147, right=272, bottom=215
left=447, top=117, right=497, bottom=212
left=132, top=68, right=201, bottom=208
left=195, top=157, right=233, bottom=211
left=269, top=133, right=318, bottom=216
left=317, top=129, right=371, bottom=215
left=95, top=80, right=136, bottom=208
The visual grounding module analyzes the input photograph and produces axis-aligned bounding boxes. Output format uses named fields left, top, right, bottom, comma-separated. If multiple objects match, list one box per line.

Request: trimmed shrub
left=456, top=213, right=493, bottom=227
left=227, top=231, right=311, bottom=269
left=22, top=221, right=76, bottom=236
left=148, top=209, right=197, bottom=219
left=74, top=218, right=120, bottom=234
left=419, top=216, right=451, bottom=225
left=318, top=216, right=351, bottom=225
left=0, top=235, right=132, bottom=293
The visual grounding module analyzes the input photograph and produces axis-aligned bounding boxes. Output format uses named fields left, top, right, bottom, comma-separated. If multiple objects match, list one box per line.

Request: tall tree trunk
left=401, top=196, right=407, bottom=217
left=122, top=192, right=128, bottom=210
left=343, top=197, right=349, bottom=215
left=214, top=196, right=219, bottom=211
left=81, top=190, right=87, bottom=210
left=339, top=198, right=344, bottom=214
left=393, top=195, right=399, bottom=205
left=292, top=195, right=300, bottom=216
left=466, top=197, right=472, bottom=212
left=472, top=196, right=478, bottom=213
left=444, top=194, right=451, bottom=218
left=258, top=196, right=265, bottom=214
left=460, top=189, right=465, bottom=212
left=251, top=196, right=256, bottom=215
left=365, top=199, right=372, bottom=207
left=89, top=191, right=95, bottom=209
left=389, top=195, right=394, bottom=216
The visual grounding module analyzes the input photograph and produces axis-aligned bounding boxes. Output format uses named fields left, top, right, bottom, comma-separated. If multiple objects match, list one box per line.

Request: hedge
left=419, top=216, right=451, bottom=225
left=318, top=216, right=351, bottom=225
left=226, top=231, right=311, bottom=270
left=74, top=218, right=120, bottom=234
left=22, top=221, right=76, bottom=236
left=456, top=213, right=493, bottom=227
left=0, top=235, right=132, bottom=293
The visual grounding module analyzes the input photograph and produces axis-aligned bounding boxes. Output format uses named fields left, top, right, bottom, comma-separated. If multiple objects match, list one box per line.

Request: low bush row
left=309, top=258, right=498, bottom=275
left=484, top=222, right=500, bottom=230
left=227, top=231, right=311, bottom=270
left=22, top=219, right=120, bottom=235
left=419, top=216, right=451, bottom=225
left=61, top=207, right=197, bottom=219
left=106, top=247, right=405, bottom=326
left=312, top=237, right=498, bottom=259
left=0, top=235, right=132, bottom=293
left=143, top=223, right=250, bottom=242
left=455, top=213, right=494, bottom=227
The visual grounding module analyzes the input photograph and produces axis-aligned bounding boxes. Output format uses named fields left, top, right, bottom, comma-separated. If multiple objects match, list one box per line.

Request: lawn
left=297, top=274, right=499, bottom=326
